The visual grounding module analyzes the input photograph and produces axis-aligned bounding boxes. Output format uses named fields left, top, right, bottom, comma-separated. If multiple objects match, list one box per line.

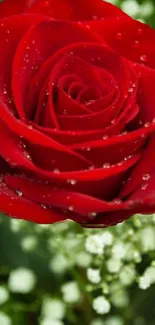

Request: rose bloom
left=0, top=0, right=155, bottom=228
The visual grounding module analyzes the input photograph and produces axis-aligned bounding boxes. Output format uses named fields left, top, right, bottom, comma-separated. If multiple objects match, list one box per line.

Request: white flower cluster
left=8, top=268, right=36, bottom=293
left=2, top=209, right=155, bottom=324
left=61, top=281, right=81, bottom=303
left=139, top=265, right=155, bottom=290
left=85, top=231, right=113, bottom=255
left=40, top=298, right=65, bottom=325
left=93, top=296, right=111, bottom=314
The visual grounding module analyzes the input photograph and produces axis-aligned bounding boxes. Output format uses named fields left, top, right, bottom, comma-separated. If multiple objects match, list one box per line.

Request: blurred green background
left=1, top=214, right=155, bottom=325
left=109, top=0, right=155, bottom=27
left=1, top=1, right=155, bottom=325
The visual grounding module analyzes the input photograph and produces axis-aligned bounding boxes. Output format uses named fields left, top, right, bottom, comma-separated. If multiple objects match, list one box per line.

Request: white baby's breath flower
left=10, top=219, right=24, bottom=232
left=90, top=319, right=104, bottom=325
left=139, top=227, right=155, bottom=252
left=105, top=316, right=124, bottom=325
left=107, top=258, right=122, bottom=273
left=42, top=298, right=65, bottom=320
left=61, top=282, right=81, bottom=303
left=112, top=242, right=126, bottom=260
left=21, top=236, right=37, bottom=251
left=111, top=289, right=129, bottom=308
left=85, top=234, right=105, bottom=255
left=123, top=243, right=140, bottom=262
left=121, top=0, right=140, bottom=17
left=8, top=268, right=36, bottom=293
left=140, top=2, right=154, bottom=17
left=64, top=236, right=80, bottom=250
left=139, top=276, right=150, bottom=290
left=100, top=231, right=113, bottom=246
left=76, top=252, right=92, bottom=268
left=87, top=268, right=101, bottom=284
left=93, top=296, right=111, bottom=314
left=0, top=312, right=12, bottom=325
left=119, top=265, right=136, bottom=286
left=40, top=319, right=64, bottom=325
left=49, top=254, right=68, bottom=274
left=0, top=287, right=9, bottom=305
left=139, top=266, right=155, bottom=290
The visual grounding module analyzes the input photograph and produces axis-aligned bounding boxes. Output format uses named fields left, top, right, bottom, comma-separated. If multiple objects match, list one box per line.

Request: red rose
left=1, top=0, right=155, bottom=228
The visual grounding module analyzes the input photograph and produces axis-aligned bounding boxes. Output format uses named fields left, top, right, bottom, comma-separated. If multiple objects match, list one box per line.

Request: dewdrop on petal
left=0, top=312, right=12, bottom=325
left=93, top=296, right=111, bottom=315
left=87, top=268, right=101, bottom=284
left=8, top=268, right=36, bottom=293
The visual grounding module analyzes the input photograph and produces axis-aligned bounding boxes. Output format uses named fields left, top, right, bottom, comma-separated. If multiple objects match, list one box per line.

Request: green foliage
left=110, top=0, right=155, bottom=27
left=1, top=213, right=155, bottom=324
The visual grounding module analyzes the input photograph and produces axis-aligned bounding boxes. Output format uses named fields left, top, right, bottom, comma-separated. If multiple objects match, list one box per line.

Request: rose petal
left=134, top=63, right=155, bottom=122
left=0, top=14, right=44, bottom=116
left=0, top=0, right=27, bottom=18
left=4, top=174, right=128, bottom=216
left=0, top=180, right=64, bottom=224
left=0, top=120, right=140, bottom=182
left=28, top=0, right=125, bottom=20
left=6, top=171, right=155, bottom=228
left=71, top=129, right=147, bottom=167
left=35, top=79, right=60, bottom=128
left=88, top=17, right=155, bottom=69
left=0, top=116, right=92, bottom=172
left=12, top=20, right=103, bottom=119
left=120, top=135, right=155, bottom=198
left=46, top=54, right=119, bottom=130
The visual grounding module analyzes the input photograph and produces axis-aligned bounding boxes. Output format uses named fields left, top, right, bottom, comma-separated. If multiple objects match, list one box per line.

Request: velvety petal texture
left=0, top=0, right=155, bottom=227
left=27, top=0, right=126, bottom=20
left=0, top=0, right=28, bottom=18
